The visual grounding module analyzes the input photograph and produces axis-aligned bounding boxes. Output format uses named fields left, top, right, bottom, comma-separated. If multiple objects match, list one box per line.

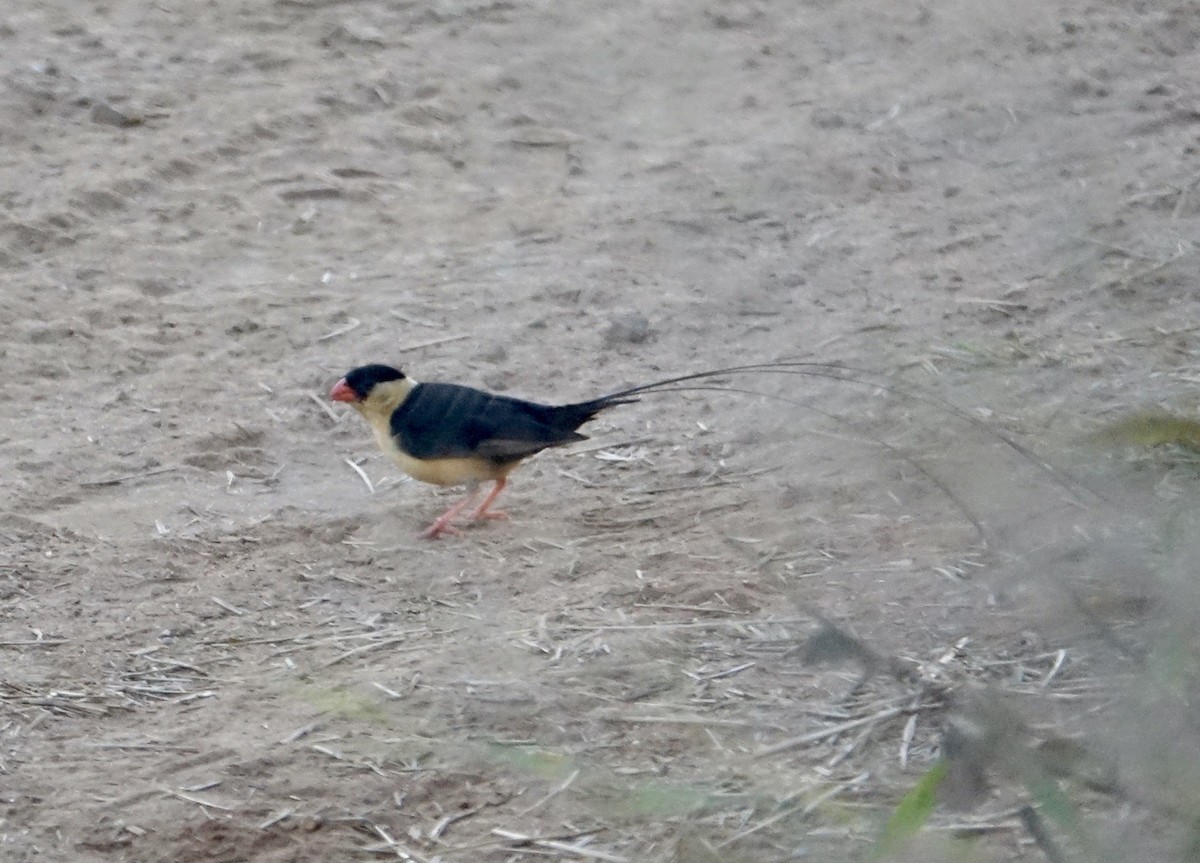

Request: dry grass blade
left=161, top=786, right=236, bottom=811
left=757, top=705, right=905, bottom=757
left=258, top=808, right=294, bottom=830
left=430, top=803, right=487, bottom=839
left=602, top=713, right=777, bottom=729
left=280, top=721, right=322, bottom=744
left=311, top=743, right=347, bottom=761
left=394, top=333, right=471, bottom=353
left=719, top=771, right=870, bottom=848
left=307, top=392, right=340, bottom=422
left=899, top=713, right=917, bottom=767
left=211, top=596, right=247, bottom=616
left=360, top=823, right=431, bottom=860
left=492, top=828, right=628, bottom=863
left=929, top=818, right=1023, bottom=834
left=79, top=465, right=182, bottom=487
left=81, top=739, right=198, bottom=752
left=2, top=681, right=128, bottom=718
left=569, top=435, right=655, bottom=455
left=694, top=660, right=756, bottom=681
left=388, top=307, right=443, bottom=328
left=318, top=634, right=436, bottom=670
left=1041, top=649, right=1067, bottom=689
left=548, top=616, right=806, bottom=633
left=316, top=317, right=361, bottom=341
left=343, top=457, right=375, bottom=493
left=516, top=768, right=581, bottom=816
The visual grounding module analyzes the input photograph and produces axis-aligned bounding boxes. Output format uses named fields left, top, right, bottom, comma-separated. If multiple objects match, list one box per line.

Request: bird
left=327, top=359, right=953, bottom=539
left=329, top=363, right=640, bottom=538
left=328, top=358, right=1090, bottom=540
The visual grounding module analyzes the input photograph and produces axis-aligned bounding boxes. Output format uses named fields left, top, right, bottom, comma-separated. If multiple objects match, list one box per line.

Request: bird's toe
left=472, top=509, right=509, bottom=522
left=421, top=520, right=462, bottom=539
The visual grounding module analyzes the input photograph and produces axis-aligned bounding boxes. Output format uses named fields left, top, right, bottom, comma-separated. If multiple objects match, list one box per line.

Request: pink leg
left=469, top=478, right=510, bottom=522
left=421, top=487, right=482, bottom=539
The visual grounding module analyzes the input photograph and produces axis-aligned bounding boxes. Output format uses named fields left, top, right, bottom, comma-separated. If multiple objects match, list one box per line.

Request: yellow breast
left=351, top=375, right=517, bottom=487
left=371, top=423, right=509, bottom=486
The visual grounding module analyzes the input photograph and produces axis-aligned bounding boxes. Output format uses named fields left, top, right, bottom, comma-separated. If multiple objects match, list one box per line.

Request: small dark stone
left=476, top=343, right=508, bottom=363
left=811, top=109, right=845, bottom=129
left=90, top=102, right=141, bottom=127
left=604, top=312, right=653, bottom=346
left=482, top=372, right=509, bottom=391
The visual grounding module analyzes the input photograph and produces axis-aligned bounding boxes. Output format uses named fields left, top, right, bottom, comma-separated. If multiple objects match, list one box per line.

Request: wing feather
left=391, top=382, right=586, bottom=463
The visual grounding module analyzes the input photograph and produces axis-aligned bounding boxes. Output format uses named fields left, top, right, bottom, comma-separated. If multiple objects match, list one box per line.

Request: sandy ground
left=2, top=1, right=1200, bottom=860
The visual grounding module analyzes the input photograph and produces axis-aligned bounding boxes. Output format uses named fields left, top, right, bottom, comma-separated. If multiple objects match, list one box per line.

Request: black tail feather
left=591, top=360, right=1100, bottom=507
left=557, top=395, right=641, bottom=430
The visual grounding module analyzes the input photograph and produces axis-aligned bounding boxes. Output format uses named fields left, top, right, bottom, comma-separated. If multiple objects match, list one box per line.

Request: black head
left=332, top=364, right=405, bottom=402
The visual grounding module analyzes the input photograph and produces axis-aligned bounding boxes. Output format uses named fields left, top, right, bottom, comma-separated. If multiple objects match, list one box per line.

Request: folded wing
left=391, top=382, right=599, bottom=464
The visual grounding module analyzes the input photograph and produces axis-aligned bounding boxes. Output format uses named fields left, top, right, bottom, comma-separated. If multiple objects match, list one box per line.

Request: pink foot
left=472, top=509, right=509, bottom=522
left=421, top=519, right=462, bottom=539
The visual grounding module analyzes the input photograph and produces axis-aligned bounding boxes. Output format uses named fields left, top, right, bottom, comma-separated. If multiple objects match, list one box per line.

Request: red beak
left=329, top=378, right=358, bottom=402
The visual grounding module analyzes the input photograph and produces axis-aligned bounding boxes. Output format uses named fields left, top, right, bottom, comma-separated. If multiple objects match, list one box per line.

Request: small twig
left=603, top=714, right=772, bottom=729
left=568, top=436, right=655, bottom=456
left=1041, top=649, right=1067, bottom=689
left=181, top=781, right=221, bottom=793
left=718, top=772, right=868, bottom=848
left=311, top=743, right=347, bottom=761
left=695, top=661, right=756, bottom=681
left=430, top=804, right=485, bottom=840
left=316, top=317, right=361, bottom=341
left=633, top=603, right=746, bottom=614
left=953, top=297, right=1029, bottom=307
left=826, top=722, right=878, bottom=768
left=318, top=635, right=427, bottom=670
left=394, top=333, right=471, bottom=353
left=517, top=769, right=580, bottom=816
left=211, top=596, right=247, bottom=616
left=161, top=787, right=235, bottom=812
left=388, top=308, right=444, bottom=328
left=372, top=681, right=405, bottom=699
left=82, top=740, right=197, bottom=752
left=492, top=829, right=627, bottom=863
left=803, top=771, right=870, bottom=815
left=546, top=617, right=806, bottom=633
left=80, top=466, right=182, bottom=487
left=280, top=721, right=322, bottom=744
left=307, top=392, right=340, bottom=423
left=756, top=706, right=905, bottom=757
left=899, top=713, right=917, bottom=767
left=343, top=458, right=375, bottom=493
left=258, top=808, right=294, bottom=830
left=361, top=824, right=431, bottom=861
left=557, top=468, right=597, bottom=487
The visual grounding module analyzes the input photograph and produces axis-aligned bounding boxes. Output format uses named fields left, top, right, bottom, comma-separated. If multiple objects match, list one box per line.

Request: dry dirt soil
left=3, top=1, right=1200, bottom=861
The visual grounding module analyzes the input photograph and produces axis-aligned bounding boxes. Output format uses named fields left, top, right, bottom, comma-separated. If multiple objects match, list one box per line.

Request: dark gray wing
left=390, top=382, right=587, bottom=462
